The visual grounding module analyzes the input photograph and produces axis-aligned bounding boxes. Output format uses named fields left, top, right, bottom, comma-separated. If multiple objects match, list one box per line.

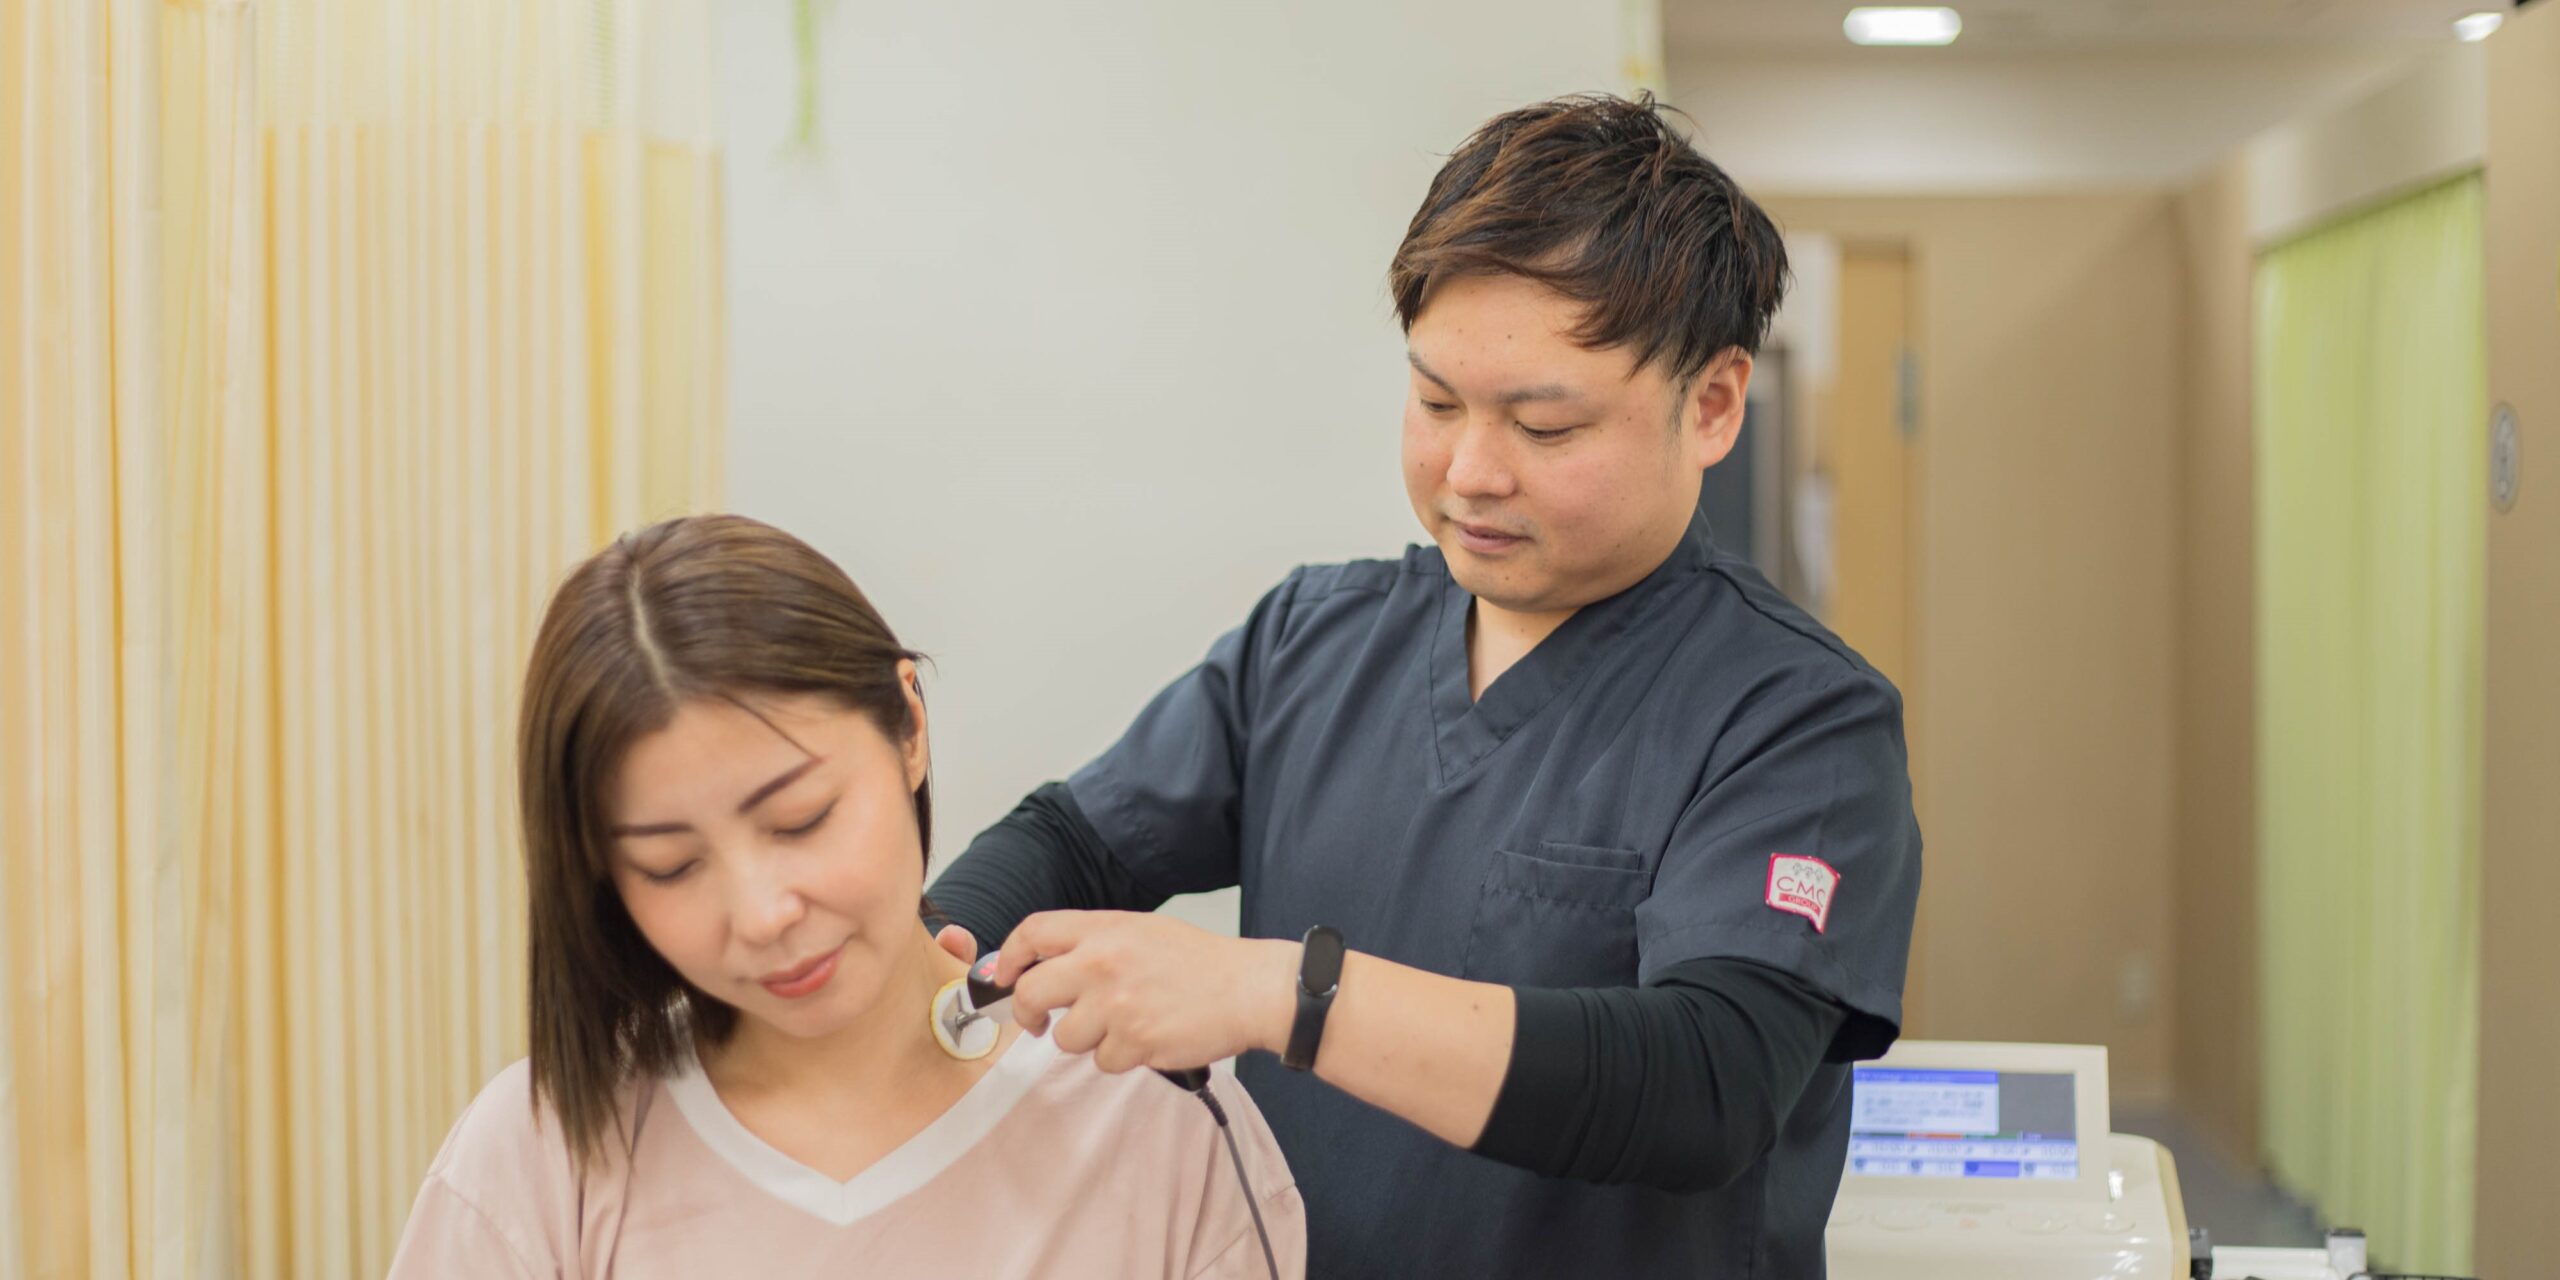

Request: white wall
left=1667, top=47, right=2412, bottom=193
left=715, top=2, right=1628, bottom=929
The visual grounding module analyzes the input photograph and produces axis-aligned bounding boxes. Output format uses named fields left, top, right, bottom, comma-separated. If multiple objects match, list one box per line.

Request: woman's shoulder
left=393, top=1058, right=661, bottom=1276
left=1016, top=1043, right=1304, bottom=1257
left=1013, top=1044, right=1310, bottom=1274
left=423, top=1059, right=569, bottom=1195
left=420, top=1057, right=650, bottom=1213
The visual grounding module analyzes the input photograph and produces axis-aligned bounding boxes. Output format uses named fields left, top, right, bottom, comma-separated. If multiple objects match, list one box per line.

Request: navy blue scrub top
left=1068, top=508, right=1921, bottom=1280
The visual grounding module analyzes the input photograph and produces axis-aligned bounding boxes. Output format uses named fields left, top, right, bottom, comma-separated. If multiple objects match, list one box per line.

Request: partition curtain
left=2254, top=172, right=2484, bottom=1272
left=0, top=1, right=723, bottom=1275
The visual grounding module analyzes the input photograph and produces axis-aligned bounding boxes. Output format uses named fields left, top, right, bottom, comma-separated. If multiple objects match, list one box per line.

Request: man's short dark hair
left=1389, top=93, right=1789, bottom=383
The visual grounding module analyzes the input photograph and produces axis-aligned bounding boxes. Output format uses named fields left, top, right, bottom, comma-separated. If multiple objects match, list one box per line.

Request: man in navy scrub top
left=929, top=93, right=1921, bottom=1280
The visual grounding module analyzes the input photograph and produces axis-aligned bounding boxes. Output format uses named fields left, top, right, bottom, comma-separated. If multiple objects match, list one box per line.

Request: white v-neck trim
left=663, top=1028, right=1059, bottom=1227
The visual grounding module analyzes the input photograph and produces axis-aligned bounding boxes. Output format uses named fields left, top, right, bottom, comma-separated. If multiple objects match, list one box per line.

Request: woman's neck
left=706, top=929, right=986, bottom=1107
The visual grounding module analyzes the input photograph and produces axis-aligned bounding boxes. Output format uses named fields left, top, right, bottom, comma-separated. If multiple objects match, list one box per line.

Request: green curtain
left=2254, top=172, right=2484, bottom=1272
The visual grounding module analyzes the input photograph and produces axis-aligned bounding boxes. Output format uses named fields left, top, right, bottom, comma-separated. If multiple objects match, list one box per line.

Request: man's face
left=1401, top=272, right=1748, bottom=621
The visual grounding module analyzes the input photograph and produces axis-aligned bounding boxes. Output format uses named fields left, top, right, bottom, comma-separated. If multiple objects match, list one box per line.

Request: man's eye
left=1420, top=399, right=1458, bottom=415
left=778, top=802, right=836, bottom=840
left=1520, top=425, right=1577, bottom=443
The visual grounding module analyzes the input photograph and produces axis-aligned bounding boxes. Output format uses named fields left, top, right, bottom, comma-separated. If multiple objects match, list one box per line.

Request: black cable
left=1190, top=1082, right=1280, bottom=1280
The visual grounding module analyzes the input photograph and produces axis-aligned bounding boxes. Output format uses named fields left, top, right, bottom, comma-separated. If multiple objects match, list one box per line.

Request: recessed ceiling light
left=2453, top=12, right=2503, bottom=42
left=1844, top=7, right=1963, bottom=47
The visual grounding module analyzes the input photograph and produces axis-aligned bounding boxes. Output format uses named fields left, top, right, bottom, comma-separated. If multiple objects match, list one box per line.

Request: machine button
left=1875, top=1207, right=1932, bottom=1232
left=2082, top=1210, right=2137, bottom=1235
left=2006, top=1210, right=2071, bottom=1235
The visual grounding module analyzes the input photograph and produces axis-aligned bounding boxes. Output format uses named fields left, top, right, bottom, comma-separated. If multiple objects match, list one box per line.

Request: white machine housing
left=1826, top=1040, right=2192, bottom=1280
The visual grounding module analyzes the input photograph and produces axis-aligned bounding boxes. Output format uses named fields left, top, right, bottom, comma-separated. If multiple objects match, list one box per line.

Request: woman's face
left=603, top=672, right=930, bottom=1041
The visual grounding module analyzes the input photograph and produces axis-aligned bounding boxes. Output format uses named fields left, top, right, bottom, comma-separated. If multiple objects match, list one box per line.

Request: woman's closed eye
left=775, top=800, right=836, bottom=840
left=637, top=858, right=699, bottom=885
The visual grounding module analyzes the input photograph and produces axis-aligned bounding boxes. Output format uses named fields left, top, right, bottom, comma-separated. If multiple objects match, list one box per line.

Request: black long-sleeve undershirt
left=925, top=782, right=1168, bottom=940
left=926, top=783, right=1879, bottom=1193
left=1476, top=956, right=1852, bottom=1192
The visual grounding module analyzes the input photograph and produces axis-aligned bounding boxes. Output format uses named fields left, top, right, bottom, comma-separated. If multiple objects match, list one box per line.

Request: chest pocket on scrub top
left=1460, top=841, right=1650, bottom=987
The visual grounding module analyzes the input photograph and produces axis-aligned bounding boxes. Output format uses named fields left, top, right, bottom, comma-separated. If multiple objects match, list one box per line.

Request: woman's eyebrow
left=734, top=757, right=822, bottom=814
left=608, top=757, right=824, bottom=837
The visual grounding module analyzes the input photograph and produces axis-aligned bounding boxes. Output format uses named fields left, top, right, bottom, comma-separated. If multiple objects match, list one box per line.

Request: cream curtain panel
left=2254, top=173, right=2485, bottom=1272
left=1, top=2, right=723, bottom=1276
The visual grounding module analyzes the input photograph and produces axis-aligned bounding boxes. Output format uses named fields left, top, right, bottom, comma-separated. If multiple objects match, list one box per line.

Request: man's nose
left=1445, top=418, right=1517, bottom=499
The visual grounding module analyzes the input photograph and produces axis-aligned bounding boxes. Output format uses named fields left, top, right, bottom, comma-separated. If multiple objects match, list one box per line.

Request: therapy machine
left=1826, top=1040, right=2191, bottom=1279
left=1826, top=1040, right=2430, bottom=1280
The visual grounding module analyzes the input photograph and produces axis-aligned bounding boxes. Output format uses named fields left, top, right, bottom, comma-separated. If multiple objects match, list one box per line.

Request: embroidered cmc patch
left=1765, top=854, right=1840, bottom=933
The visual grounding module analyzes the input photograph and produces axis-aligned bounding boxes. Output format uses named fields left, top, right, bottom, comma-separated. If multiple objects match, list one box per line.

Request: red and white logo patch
left=1765, top=854, right=1840, bottom=933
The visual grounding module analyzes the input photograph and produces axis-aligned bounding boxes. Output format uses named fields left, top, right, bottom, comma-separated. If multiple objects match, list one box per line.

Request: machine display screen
left=1846, top=1068, right=2079, bottom=1180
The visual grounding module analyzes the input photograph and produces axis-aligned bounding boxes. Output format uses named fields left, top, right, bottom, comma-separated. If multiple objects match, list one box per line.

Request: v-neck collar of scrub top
left=1423, top=508, right=1717, bottom=787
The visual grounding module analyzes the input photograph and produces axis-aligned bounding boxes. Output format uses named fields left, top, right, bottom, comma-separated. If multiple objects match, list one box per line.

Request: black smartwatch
left=1282, top=925, right=1345, bottom=1071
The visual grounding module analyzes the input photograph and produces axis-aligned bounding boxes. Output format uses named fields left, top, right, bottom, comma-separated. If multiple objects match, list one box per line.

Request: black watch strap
left=1283, top=925, right=1345, bottom=1071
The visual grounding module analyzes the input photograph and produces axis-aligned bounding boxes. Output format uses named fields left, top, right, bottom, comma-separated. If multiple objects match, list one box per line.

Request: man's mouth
left=1451, top=518, right=1528, bottom=552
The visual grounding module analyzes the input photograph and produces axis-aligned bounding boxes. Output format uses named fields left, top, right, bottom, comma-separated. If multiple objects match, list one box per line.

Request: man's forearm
left=1472, top=958, right=1851, bottom=1191
left=1241, top=949, right=1853, bottom=1185
left=1254, top=949, right=1517, bottom=1149
left=926, top=782, right=1165, bottom=945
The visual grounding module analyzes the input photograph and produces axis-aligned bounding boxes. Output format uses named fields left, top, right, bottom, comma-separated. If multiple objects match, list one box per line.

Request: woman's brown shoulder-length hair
left=516, top=513, right=927, bottom=1170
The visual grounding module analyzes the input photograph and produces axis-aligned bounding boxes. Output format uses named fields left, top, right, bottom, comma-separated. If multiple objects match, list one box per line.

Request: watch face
left=1301, top=926, right=1346, bottom=995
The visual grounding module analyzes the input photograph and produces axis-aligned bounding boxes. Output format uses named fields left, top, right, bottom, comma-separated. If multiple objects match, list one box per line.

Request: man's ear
left=1685, top=349, right=1754, bottom=470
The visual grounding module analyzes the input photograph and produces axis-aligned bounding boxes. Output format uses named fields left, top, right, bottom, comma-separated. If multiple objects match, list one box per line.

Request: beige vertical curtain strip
left=4, top=4, right=192, bottom=1276
left=1, top=1, right=723, bottom=1275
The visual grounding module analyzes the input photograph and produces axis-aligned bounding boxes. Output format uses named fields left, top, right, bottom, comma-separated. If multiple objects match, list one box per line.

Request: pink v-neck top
left=387, top=1031, right=1306, bottom=1278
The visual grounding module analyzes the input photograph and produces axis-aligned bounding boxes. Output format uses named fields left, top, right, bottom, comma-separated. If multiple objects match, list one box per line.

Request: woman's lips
left=758, top=945, right=842, bottom=999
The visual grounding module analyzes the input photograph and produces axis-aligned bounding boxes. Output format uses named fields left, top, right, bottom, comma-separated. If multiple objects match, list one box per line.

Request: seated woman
left=389, top=514, right=1304, bottom=1278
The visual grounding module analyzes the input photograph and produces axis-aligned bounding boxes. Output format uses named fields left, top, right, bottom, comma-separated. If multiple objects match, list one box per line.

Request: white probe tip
left=930, top=978, right=999, bottom=1060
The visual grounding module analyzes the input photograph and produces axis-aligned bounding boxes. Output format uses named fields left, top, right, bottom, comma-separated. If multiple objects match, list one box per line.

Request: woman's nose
left=732, top=861, right=809, bottom=946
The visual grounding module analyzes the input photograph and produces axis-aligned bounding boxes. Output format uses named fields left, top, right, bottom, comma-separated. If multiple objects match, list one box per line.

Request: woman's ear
left=895, top=657, right=929, bottom=788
